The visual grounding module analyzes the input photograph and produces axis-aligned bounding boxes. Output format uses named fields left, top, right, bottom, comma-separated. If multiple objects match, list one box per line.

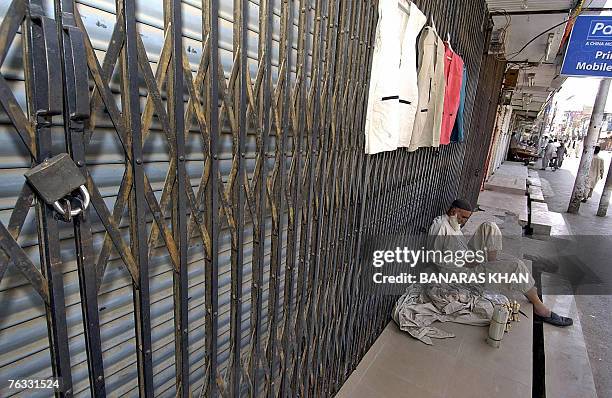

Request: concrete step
left=529, top=185, right=545, bottom=203
left=540, top=273, right=597, bottom=398
left=550, top=212, right=572, bottom=237
left=494, top=161, right=529, bottom=180
left=527, top=171, right=542, bottom=188
left=484, top=174, right=527, bottom=196
left=530, top=201, right=552, bottom=236
left=477, top=190, right=528, bottom=226
left=529, top=202, right=572, bottom=240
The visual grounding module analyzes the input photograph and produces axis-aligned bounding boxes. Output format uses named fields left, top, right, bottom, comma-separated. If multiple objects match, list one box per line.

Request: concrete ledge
left=493, top=162, right=529, bottom=180
left=463, top=207, right=507, bottom=235
left=477, top=190, right=528, bottom=226
left=337, top=271, right=534, bottom=398
left=530, top=202, right=552, bottom=236
left=484, top=174, right=527, bottom=196
left=337, top=312, right=532, bottom=398
left=527, top=176, right=542, bottom=188
left=541, top=273, right=597, bottom=398
left=529, top=185, right=545, bottom=203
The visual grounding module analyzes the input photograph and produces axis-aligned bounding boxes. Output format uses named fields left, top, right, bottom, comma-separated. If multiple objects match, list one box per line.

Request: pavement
left=535, top=151, right=612, bottom=398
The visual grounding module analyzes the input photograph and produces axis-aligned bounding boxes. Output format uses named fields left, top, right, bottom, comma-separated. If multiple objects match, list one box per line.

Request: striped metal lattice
left=0, top=0, right=506, bottom=396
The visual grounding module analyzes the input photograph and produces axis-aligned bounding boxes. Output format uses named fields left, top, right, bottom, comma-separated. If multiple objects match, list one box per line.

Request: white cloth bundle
left=392, top=283, right=509, bottom=345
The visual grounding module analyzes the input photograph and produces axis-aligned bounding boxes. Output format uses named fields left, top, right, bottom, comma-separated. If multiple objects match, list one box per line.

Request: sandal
left=535, top=311, right=573, bottom=327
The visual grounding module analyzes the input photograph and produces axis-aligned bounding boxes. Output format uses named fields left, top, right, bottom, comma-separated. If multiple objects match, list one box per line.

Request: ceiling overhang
left=486, top=0, right=611, bottom=117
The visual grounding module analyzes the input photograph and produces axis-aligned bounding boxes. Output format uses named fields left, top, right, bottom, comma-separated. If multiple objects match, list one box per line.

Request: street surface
left=537, top=151, right=612, bottom=398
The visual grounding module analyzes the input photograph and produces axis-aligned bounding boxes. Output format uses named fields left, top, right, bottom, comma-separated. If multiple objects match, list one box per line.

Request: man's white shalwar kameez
left=427, top=214, right=534, bottom=294
left=586, top=153, right=605, bottom=199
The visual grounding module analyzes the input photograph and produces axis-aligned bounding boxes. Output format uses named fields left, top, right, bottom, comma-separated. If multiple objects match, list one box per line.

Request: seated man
left=427, top=199, right=573, bottom=327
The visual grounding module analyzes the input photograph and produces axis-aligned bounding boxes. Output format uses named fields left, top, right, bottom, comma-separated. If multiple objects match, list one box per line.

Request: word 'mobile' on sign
left=561, top=15, right=612, bottom=77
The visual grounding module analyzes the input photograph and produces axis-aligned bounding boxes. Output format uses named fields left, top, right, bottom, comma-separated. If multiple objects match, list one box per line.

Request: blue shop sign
left=561, top=15, right=612, bottom=77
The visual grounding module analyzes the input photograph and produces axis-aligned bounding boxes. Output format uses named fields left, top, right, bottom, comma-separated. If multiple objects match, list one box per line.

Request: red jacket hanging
left=440, top=43, right=464, bottom=145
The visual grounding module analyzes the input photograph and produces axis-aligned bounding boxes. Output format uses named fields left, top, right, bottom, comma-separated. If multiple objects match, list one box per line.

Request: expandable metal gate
left=0, top=0, right=504, bottom=396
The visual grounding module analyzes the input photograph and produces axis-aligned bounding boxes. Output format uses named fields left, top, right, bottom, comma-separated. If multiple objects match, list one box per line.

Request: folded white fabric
left=392, top=283, right=509, bottom=345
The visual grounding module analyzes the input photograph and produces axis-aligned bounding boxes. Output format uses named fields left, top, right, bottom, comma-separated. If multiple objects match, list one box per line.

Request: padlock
left=24, top=153, right=88, bottom=218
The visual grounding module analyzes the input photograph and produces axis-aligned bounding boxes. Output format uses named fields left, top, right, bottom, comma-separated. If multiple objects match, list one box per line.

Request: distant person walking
left=582, top=146, right=605, bottom=202
left=554, top=142, right=567, bottom=170
left=539, top=135, right=548, bottom=157
left=541, top=140, right=556, bottom=170
left=575, top=139, right=583, bottom=158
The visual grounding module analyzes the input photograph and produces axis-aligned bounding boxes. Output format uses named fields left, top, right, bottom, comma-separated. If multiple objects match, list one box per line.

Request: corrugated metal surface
left=459, top=54, right=508, bottom=205
left=0, top=0, right=504, bottom=396
left=486, top=0, right=574, bottom=13
left=353, top=0, right=499, bottom=390
left=0, top=0, right=305, bottom=396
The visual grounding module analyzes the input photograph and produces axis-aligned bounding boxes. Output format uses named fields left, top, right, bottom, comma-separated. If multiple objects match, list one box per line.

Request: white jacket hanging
left=364, top=0, right=426, bottom=155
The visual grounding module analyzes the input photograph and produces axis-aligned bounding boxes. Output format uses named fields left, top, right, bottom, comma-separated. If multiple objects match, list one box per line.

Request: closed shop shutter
left=0, top=0, right=313, bottom=396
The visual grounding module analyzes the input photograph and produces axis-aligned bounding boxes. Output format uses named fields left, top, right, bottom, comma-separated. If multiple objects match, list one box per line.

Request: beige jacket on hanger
left=409, top=24, right=446, bottom=152
left=397, top=0, right=427, bottom=148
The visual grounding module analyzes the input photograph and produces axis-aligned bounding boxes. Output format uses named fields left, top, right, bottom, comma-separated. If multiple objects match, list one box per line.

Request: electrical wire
left=506, top=0, right=596, bottom=60
left=508, top=0, right=597, bottom=114
left=506, top=20, right=569, bottom=60
left=489, top=8, right=511, bottom=61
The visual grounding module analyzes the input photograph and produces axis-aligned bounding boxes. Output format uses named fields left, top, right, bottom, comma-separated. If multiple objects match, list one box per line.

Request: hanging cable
left=506, top=0, right=596, bottom=60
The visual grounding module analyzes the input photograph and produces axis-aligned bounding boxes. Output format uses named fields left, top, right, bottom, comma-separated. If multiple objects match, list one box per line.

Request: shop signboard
left=561, top=15, right=612, bottom=77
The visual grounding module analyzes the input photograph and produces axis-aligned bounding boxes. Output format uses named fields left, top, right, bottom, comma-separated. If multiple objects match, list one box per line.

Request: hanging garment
left=364, top=0, right=426, bottom=154
left=397, top=0, right=427, bottom=147
left=364, top=0, right=401, bottom=154
left=450, top=67, right=467, bottom=143
left=440, top=43, right=464, bottom=145
left=409, top=24, right=446, bottom=152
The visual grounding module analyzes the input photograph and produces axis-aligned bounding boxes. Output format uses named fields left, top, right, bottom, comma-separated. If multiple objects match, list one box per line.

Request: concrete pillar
left=568, top=79, right=611, bottom=214
left=597, top=157, right=612, bottom=216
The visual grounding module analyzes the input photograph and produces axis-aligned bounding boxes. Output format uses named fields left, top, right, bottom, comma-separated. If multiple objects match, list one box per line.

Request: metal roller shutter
left=0, top=0, right=314, bottom=396
left=0, top=0, right=499, bottom=396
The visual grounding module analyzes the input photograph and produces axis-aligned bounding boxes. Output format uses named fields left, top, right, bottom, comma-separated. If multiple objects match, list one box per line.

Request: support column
left=597, top=157, right=612, bottom=216
left=568, top=79, right=610, bottom=213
